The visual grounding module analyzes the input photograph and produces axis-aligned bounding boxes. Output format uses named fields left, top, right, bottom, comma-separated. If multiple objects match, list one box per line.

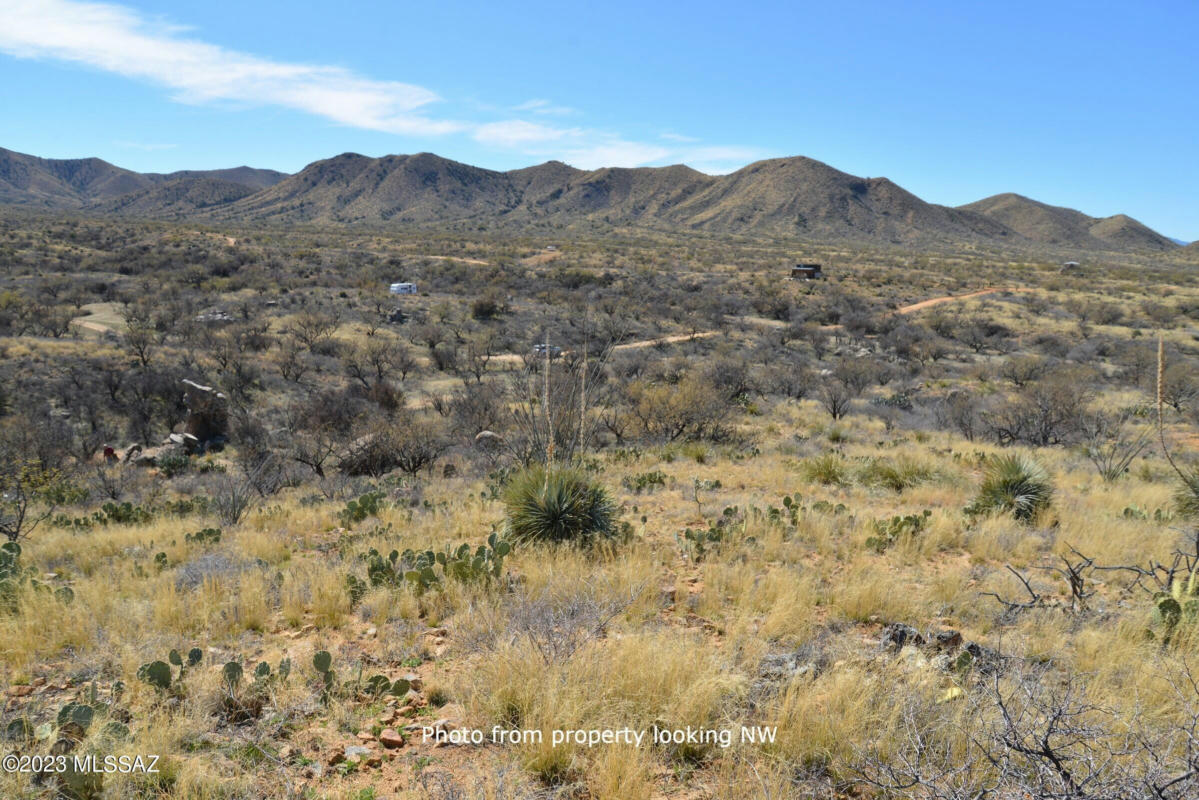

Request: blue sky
left=1, top=0, right=1196, bottom=240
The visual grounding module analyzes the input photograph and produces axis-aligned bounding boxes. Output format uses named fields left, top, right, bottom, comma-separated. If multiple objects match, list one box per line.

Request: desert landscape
left=1, top=141, right=1198, bottom=799
left=2, top=1, right=1198, bottom=796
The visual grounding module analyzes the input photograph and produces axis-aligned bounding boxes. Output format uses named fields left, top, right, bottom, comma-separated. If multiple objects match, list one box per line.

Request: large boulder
left=181, top=379, right=228, bottom=444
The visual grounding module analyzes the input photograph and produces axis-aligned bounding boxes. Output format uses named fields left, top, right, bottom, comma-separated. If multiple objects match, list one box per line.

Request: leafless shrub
left=460, top=576, right=644, bottom=665
left=983, top=375, right=1093, bottom=446
left=211, top=471, right=258, bottom=525
left=818, top=377, right=854, bottom=420
left=1081, top=412, right=1151, bottom=482
left=855, top=662, right=1199, bottom=799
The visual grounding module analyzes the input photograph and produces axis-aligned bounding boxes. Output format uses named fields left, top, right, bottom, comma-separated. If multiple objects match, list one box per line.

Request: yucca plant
left=502, top=464, right=617, bottom=545
left=967, top=453, right=1054, bottom=523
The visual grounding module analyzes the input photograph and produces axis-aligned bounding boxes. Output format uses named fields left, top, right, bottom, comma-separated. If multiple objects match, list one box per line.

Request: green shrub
left=966, top=454, right=1054, bottom=523
left=502, top=465, right=617, bottom=545
left=800, top=453, right=849, bottom=486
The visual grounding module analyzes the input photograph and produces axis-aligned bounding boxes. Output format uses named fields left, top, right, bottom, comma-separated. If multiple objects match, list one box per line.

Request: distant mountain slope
left=0, top=147, right=153, bottom=207
left=0, top=147, right=286, bottom=210
left=960, top=193, right=1177, bottom=252
left=150, top=166, right=287, bottom=191
left=0, top=145, right=1182, bottom=253
left=90, top=177, right=261, bottom=216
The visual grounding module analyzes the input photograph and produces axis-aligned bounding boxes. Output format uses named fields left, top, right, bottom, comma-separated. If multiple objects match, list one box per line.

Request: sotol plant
left=502, top=464, right=617, bottom=545
left=966, top=454, right=1054, bottom=523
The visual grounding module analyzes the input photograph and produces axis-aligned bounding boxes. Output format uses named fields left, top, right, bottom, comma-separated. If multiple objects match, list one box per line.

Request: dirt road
left=895, top=287, right=1031, bottom=314
left=490, top=330, right=720, bottom=365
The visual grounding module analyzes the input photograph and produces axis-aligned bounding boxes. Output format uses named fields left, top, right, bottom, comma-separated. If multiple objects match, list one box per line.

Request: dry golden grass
left=5, top=300, right=1199, bottom=798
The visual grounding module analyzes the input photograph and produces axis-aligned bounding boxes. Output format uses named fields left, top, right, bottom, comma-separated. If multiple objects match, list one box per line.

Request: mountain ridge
left=0, top=145, right=1180, bottom=253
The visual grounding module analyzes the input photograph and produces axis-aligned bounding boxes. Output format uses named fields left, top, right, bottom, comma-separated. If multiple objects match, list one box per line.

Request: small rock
left=31, top=677, right=46, bottom=687
left=327, top=751, right=345, bottom=767
left=757, top=652, right=816, bottom=683
left=365, top=627, right=377, bottom=638
left=961, top=641, right=1005, bottom=675
left=379, top=728, right=405, bottom=749
left=403, top=673, right=423, bottom=691
left=343, top=745, right=371, bottom=762
left=932, top=630, right=963, bottom=651
left=356, top=732, right=374, bottom=741
left=365, top=755, right=382, bottom=768
left=879, top=622, right=925, bottom=652
left=8, top=685, right=33, bottom=697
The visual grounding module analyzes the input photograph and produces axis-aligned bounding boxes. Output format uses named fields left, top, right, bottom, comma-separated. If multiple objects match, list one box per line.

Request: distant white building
left=389, top=282, right=417, bottom=295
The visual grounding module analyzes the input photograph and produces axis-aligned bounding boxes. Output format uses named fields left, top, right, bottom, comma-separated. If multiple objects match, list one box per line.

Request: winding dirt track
left=490, top=331, right=719, bottom=364
left=895, top=287, right=1031, bottom=314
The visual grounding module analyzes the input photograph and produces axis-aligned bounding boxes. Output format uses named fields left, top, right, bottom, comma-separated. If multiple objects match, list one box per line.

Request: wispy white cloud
left=514, top=98, right=578, bottom=116
left=0, top=0, right=461, bottom=135
left=0, top=0, right=762, bottom=172
left=473, top=120, right=578, bottom=148
left=558, top=140, right=673, bottom=170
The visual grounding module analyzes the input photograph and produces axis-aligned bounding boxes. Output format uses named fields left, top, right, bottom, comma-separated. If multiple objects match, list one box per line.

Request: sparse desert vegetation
left=2, top=207, right=1199, bottom=800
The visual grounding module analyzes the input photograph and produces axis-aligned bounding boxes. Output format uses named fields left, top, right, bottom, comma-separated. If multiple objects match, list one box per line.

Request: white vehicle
left=389, top=282, right=417, bottom=295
